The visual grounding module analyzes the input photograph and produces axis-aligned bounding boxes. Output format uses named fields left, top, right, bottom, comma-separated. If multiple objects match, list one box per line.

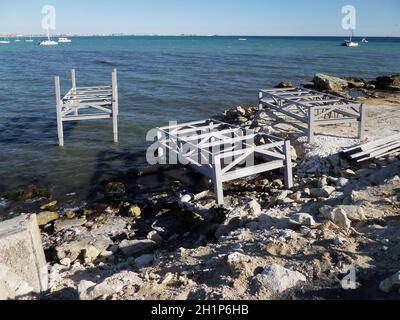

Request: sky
left=0, top=0, right=399, bottom=36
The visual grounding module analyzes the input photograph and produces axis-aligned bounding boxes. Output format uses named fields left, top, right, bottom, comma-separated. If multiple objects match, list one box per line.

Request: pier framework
left=259, top=87, right=365, bottom=143
left=55, top=69, right=119, bottom=147
left=155, top=119, right=293, bottom=205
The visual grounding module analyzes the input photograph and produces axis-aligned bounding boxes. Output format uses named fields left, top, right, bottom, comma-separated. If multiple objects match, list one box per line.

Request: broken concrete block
left=0, top=214, right=48, bottom=299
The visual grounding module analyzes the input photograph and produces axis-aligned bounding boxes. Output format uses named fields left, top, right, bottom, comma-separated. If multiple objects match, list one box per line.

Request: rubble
left=3, top=77, right=400, bottom=301
left=379, top=271, right=400, bottom=293
left=254, top=264, right=307, bottom=294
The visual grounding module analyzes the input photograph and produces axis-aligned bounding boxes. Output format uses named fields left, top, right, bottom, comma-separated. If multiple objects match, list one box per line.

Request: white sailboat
left=342, top=30, right=358, bottom=47
left=39, top=29, right=58, bottom=46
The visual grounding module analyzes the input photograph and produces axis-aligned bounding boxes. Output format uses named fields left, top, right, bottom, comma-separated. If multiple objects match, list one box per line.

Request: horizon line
left=1, top=34, right=400, bottom=38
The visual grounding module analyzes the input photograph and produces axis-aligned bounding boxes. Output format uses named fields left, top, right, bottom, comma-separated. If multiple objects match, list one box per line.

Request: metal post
left=112, top=69, right=119, bottom=143
left=71, top=69, right=76, bottom=90
left=213, top=155, right=224, bottom=206
left=308, top=107, right=315, bottom=143
left=55, top=76, right=64, bottom=147
left=283, top=140, right=293, bottom=189
left=358, top=103, right=366, bottom=140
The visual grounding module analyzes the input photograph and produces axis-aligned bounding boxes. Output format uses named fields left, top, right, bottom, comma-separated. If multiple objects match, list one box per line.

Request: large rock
left=319, top=206, right=351, bottom=229
left=118, top=239, right=156, bottom=257
left=275, top=81, right=293, bottom=88
left=379, top=271, right=400, bottom=293
left=78, top=279, right=124, bottom=300
left=55, top=235, right=112, bottom=263
left=37, top=211, right=60, bottom=226
left=226, top=252, right=254, bottom=277
left=224, top=106, right=247, bottom=120
left=54, top=218, right=87, bottom=232
left=313, top=74, right=348, bottom=95
left=342, top=77, right=367, bottom=88
left=310, top=186, right=336, bottom=198
left=135, top=254, right=155, bottom=268
left=374, top=75, right=400, bottom=91
left=335, top=206, right=366, bottom=221
left=255, top=264, right=306, bottom=294
left=289, top=213, right=316, bottom=227
left=319, top=205, right=384, bottom=222
left=215, top=198, right=261, bottom=238
left=0, top=214, right=48, bottom=299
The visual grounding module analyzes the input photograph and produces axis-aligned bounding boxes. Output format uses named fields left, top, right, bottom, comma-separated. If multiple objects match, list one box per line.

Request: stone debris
left=289, top=213, right=316, bottom=227
left=119, top=239, right=157, bottom=257
left=255, top=264, right=307, bottom=294
left=320, top=207, right=352, bottom=229
left=54, top=218, right=87, bottom=232
left=135, top=254, right=155, bottom=268
left=3, top=83, right=400, bottom=300
left=37, top=211, right=60, bottom=226
left=379, top=271, right=400, bottom=293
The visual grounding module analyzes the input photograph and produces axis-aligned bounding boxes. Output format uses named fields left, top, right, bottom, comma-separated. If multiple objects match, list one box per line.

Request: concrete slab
left=0, top=214, right=48, bottom=299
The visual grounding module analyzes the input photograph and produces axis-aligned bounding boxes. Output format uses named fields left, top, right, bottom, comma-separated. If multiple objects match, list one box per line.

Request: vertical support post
left=212, top=155, right=224, bottom=206
left=112, top=69, right=119, bottom=143
left=283, top=140, right=293, bottom=189
left=71, top=69, right=76, bottom=90
left=258, top=91, right=263, bottom=110
left=55, top=76, right=64, bottom=147
left=308, top=107, right=315, bottom=143
left=358, top=103, right=365, bottom=140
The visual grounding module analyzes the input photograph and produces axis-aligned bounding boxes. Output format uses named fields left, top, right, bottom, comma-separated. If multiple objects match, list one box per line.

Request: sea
left=0, top=36, right=399, bottom=208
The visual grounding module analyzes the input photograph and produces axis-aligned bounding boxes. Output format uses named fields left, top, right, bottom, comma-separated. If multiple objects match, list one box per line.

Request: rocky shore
left=2, top=73, right=400, bottom=300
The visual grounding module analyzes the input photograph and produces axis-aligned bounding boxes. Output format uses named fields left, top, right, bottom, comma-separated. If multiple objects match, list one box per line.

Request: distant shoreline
left=2, top=35, right=400, bottom=39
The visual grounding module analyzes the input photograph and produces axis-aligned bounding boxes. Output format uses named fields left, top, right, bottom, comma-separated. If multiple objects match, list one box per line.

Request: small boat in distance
left=40, top=30, right=58, bottom=46
left=341, top=30, right=358, bottom=47
left=14, top=39, right=22, bottom=42
left=0, top=37, right=11, bottom=44
left=361, top=38, right=369, bottom=43
left=238, top=38, right=247, bottom=41
left=26, top=36, right=34, bottom=42
left=58, top=37, right=72, bottom=43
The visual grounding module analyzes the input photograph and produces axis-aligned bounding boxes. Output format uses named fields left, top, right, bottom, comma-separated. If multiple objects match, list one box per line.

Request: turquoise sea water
left=0, top=36, right=399, bottom=201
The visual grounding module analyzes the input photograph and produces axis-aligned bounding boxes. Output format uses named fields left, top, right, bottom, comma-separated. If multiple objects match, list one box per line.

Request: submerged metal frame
left=155, top=119, right=293, bottom=205
left=259, top=87, right=365, bottom=143
left=55, top=69, right=119, bottom=147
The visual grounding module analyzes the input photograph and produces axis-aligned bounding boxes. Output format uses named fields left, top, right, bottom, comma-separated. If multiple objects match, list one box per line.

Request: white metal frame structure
left=55, top=69, right=119, bottom=147
left=259, top=87, right=365, bottom=143
left=155, top=119, right=293, bottom=205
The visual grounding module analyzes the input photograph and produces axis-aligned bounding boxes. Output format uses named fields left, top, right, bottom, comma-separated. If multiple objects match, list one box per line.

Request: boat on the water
left=0, top=37, right=11, bottom=44
left=238, top=38, right=247, bottom=41
left=26, top=36, right=34, bottom=42
left=342, top=40, right=359, bottom=47
left=341, top=31, right=358, bottom=47
left=361, top=38, right=368, bottom=43
left=58, top=37, right=72, bottom=43
left=39, top=30, right=58, bottom=46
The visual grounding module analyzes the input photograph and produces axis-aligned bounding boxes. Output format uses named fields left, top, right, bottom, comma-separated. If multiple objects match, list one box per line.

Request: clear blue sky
left=1, top=0, right=399, bottom=36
